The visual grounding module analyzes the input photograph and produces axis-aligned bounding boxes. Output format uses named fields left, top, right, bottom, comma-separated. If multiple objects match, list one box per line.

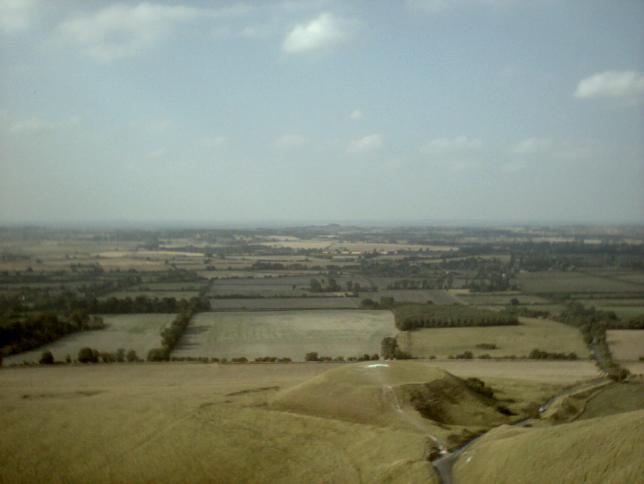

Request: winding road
left=430, top=376, right=610, bottom=484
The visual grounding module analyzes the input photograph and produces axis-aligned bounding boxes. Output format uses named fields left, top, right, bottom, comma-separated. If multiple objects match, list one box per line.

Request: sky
left=0, top=0, right=643, bottom=226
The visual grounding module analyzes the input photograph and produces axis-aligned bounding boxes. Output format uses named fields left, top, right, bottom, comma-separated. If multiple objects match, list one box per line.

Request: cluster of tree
left=360, top=296, right=395, bottom=309
left=475, top=343, right=497, bottom=350
left=555, top=302, right=631, bottom=381
left=528, top=349, right=578, bottom=360
left=0, top=291, right=209, bottom=316
left=464, top=377, right=494, bottom=399
left=0, top=311, right=104, bottom=356
left=380, top=337, right=412, bottom=360
left=79, top=296, right=210, bottom=314
left=504, top=306, right=551, bottom=318
left=611, top=314, right=644, bottom=329
left=386, top=279, right=436, bottom=290
left=146, top=310, right=197, bottom=361
left=76, top=347, right=140, bottom=364
left=309, top=277, right=360, bottom=293
left=394, top=304, right=518, bottom=331
left=449, top=351, right=474, bottom=359
left=253, top=356, right=293, bottom=362
left=305, top=351, right=380, bottom=362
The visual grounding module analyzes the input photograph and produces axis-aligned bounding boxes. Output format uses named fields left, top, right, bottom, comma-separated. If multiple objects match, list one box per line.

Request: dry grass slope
left=454, top=409, right=644, bottom=484
left=0, top=363, right=437, bottom=484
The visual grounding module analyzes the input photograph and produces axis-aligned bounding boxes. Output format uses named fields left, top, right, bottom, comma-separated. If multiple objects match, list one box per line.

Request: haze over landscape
left=1, top=3, right=644, bottom=484
left=1, top=0, right=643, bottom=225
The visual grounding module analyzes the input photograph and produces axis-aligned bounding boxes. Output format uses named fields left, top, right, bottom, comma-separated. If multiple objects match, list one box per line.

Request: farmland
left=606, top=330, right=644, bottom=362
left=397, top=317, right=589, bottom=359
left=172, top=310, right=396, bottom=361
left=2, top=224, right=644, bottom=483
left=3, top=314, right=175, bottom=365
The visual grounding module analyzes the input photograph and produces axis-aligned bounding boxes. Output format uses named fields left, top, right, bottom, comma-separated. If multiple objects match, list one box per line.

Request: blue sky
left=1, top=0, right=643, bottom=225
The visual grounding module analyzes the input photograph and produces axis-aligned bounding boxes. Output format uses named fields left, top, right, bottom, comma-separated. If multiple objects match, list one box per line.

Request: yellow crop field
left=397, top=317, right=589, bottom=359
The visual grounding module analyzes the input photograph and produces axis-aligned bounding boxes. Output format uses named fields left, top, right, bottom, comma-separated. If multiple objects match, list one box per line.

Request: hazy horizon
left=1, top=0, right=643, bottom=225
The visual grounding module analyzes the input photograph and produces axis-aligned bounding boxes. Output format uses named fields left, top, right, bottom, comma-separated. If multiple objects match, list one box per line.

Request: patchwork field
left=397, top=317, right=589, bottom=359
left=606, top=330, right=644, bottom=362
left=518, top=271, right=644, bottom=294
left=173, top=310, right=396, bottom=361
left=4, top=314, right=175, bottom=365
left=374, top=289, right=458, bottom=304
left=209, top=297, right=361, bottom=310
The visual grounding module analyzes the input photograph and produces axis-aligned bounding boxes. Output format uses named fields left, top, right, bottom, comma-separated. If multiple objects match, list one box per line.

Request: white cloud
left=57, top=3, right=250, bottom=62
left=574, top=70, right=644, bottom=105
left=350, top=109, right=363, bottom=120
left=420, top=136, right=482, bottom=155
left=407, top=0, right=516, bottom=13
left=146, top=147, right=167, bottom=159
left=132, top=117, right=174, bottom=134
left=347, top=134, right=382, bottom=153
left=282, top=13, right=348, bottom=54
left=5, top=114, right=80, bottom=135
left=512, top=137, right=552, bottom=155
left=0, top=0, right=36, bottom=34
left=273, top=133, right=308, bottom=149
left=201, top=136, right=226, bottom=149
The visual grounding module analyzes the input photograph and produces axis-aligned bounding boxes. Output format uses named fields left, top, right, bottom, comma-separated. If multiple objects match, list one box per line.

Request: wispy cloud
left=407, top=0, right=517, bottom=14
left=201, top=136, right=227, bottom=149
left=420, top=136, right=482, bottom=155
left=5, top=115, right=80, bottom=135
left=511, top=137, right=552, bottom=155
left=273, top=133, right=308, bottom=149
left=350, top=109, right=364, bottom=120
left=347, top=134, right=382, bottom=153
left=0, top=0, right=36, bottom=34
left=574, top=70, right=644, bottom=105
left=282, top=13, right=350, bottom=54
left=57, top=2, right=251, bottom=62
left=146, top=147, right=167, bottom=159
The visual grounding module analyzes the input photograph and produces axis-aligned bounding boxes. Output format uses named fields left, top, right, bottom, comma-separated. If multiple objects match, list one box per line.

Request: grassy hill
left=454, top=409, right=644, bottom=484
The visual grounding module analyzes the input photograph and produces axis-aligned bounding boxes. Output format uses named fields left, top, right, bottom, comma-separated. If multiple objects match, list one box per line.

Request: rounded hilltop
left=270, top=361, right=513, bottom=434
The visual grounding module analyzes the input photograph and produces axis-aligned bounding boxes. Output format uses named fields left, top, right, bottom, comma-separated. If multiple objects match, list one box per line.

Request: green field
left=394, top=303, right=518, bottom=330
left=518, top=271, right=644, bottom=294
left=606, top=330, right=644, bottom=361
left=100, top=290, right=200, bottom=300
left=172, top=310, right=396, bottom=361
left=209, top=297, right=361, bottom=310
left=4, top=314, right=176, bottom=365
left=397, top=317, right=589, bottom=359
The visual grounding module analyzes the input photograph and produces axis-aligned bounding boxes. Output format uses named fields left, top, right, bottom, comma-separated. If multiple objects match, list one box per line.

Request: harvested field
left=209, top=297, right=361, bottom=311
left=173, top=310, right=396, bottom=361
left=4, top=314, right=175, bottom=365
left=518, top=271, right=644, bottom=294
left=397, top=317, right=589, bottom=359
left=606, top=330, right=644, bottom=361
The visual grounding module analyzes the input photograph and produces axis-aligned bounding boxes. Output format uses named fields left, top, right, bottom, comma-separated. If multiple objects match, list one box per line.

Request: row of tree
left=0, top=312, right=104, bottom=356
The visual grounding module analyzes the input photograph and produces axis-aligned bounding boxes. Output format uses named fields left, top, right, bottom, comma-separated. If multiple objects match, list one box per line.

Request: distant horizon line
left=1, top=219, right=643, bottom=231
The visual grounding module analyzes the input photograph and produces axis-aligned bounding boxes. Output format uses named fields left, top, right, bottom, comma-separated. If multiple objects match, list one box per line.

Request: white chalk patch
left=366, top=363, right=389, bottom=368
